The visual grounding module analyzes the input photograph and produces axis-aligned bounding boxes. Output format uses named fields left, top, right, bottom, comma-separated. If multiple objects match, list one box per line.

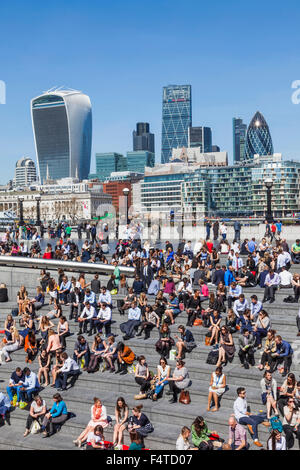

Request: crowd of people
left=0, top=218, right=299, bottom=450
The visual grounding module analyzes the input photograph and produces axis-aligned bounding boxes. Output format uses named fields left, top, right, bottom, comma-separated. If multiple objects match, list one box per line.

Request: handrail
left=0, top=256, right=136, bottom=277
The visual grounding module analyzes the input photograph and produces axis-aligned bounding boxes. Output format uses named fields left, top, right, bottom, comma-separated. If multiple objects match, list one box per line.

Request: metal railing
left=0, top=256, right=135, bottom=277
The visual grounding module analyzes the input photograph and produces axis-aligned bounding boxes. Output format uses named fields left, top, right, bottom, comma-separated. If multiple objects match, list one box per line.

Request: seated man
left=120, top=301, right=141, bottom=340
left=19, top=367, right=40, bottom=403
left=279, top=266, right=293, bottom=288
left=78, top=301, right=96, bottom=334
left=69, top=287, right=84, bottom=321
left=73, top=335, right=90, bottom=368
left=238, top=328, right=256, bottom=369
left=58, top=276, right=71, bottom=304
left=164, top=293, right=181, bottom=324
left=270, top=335, right=293, bottom=377
left=291, top=239, right=300, bottom=264
left=0, top=391, right=11, bottom=423
left=98, top=286, right=112, bottom=309
left=6, top=367, right=25, bottom=405
left=83, top=288, right=97, bottom=310
left=227, top=282, right=242, bottom=309
left=55, top=352, right=80, bottom=391
left=89, top=302, right=112, bottom=337
left=249, top=295, right=263, bottom=322
left=263, top=269, right=280, bottom=304
left=236, top=267, right=256, bottom=287
left=233, top=294, right=249, bottom=320
left=228, top=416, right=248, bottom=450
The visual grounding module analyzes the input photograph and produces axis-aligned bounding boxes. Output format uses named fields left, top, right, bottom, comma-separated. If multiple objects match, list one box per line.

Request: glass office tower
left=127, top=151, right=155, bottom=174
left=233, top=118, right=247, bottom=163
left=161, top=85, right=192, bottom=163
left=244, top=111, right=273, bottom=159
left=133, top=123, right=155, bottom=154
left=188, top=126, right=212, bottom=153
left=31, top=88, right=92, bottom=182
left=94, top=153, right=127, bottom=181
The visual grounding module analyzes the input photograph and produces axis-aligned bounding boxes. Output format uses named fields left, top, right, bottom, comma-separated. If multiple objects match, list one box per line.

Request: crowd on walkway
left=0, top=218, right=300, bottom=450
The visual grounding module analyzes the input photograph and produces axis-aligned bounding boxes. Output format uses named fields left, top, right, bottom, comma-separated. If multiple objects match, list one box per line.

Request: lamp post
left=264, top=178, right=273, bottom=223
left=122, top=187, right=130, bottom=225
left=35, top=195, right=41, bottom=226
left=18, top=196, right=24, bottom=226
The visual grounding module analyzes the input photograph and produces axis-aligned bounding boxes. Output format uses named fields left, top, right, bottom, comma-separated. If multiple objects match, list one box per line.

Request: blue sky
left=0, top=0, right=300, bottom=183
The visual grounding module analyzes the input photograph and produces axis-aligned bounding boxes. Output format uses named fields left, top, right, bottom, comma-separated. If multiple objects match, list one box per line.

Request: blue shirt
left=50, top=400, right=68, bottom=418
left=247, top=241, right=256, bottom=253
left=224, top=270, right=235, bottom=286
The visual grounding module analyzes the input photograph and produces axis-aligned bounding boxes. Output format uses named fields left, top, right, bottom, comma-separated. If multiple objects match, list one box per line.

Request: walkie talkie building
left=31, top=88, right=92, bottom=182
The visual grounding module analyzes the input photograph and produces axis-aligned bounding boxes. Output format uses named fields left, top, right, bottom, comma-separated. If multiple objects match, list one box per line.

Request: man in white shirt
left=98, top=287, right=112, bottom=308
left=78, top=302, right=96, bottom=334
left=120, top=301, right=141, bottom=340
left=232, top=253, right=244, bottom=276
left=279, top=266, right=293, bottom=288
left=233, top=387, right=268, bottom=447
left=277, top=249, right=287, bottom=271
left=227, top=282, right=242, bottom=308
left=89, top=302, right=112, bottom=337
left=55, top=352, right=80, bottom=391
left=263, top=269, right=280, bottom=304
left=233, top=295, right=249, bottom=318
left=19, top=368, right=40, bottom=402
left=250, top=295, right=263, bottom=321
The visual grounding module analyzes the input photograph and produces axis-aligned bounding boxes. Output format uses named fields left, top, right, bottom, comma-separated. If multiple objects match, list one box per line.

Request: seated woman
left=136, top=306, right=159, bottom=340
left=134, top=356, right=151, bottom=397
left=87, top=335, right=107, bottom=373
left=216, top=326, right=235, bottom=367
left=225, top=309, right=238, bottom=334
left=86, top=425, right=105, bottom=450
left=38, top=349, right=51, bottom=386
left=202, top=293, right=218, bottom=327
left=164, top=293, right=180, bottom=325
left=128, top=405, right=154, bottom=446
left=113, top=397, right=129, bottom=449
left=186, top=290, right=201, bottom=327
left=119, top=287, right=136, bottom=314
left=258, top=329, right=277, bottom=371
left=252, top=310, right=271, bottom=348
left=267, top=429, right=286, bottom=450
left=174, top=325, right=196, bottom=360
left=176, top=426, right=198, bottom=450
left=208, top=310, right=222, bottom=346
left=74, top=397, right=108, bottom=447
left=24, top=331, right=38, bottom=363
left=155, top=323, right=174, bottom=358
left=24, top=395, right=47, bottom=437
left=27, top=287, right=45, bottom=315
left=191, top=416, right=219, bottom=449
left=57, top=316, right=70, bottom=349
left=38, top=316, right=55, bottom=346
left=17, top=285, right=28, bottom=315
left=46, top=329, right=62, bottom=357
left=46, top=303, right=62, bottom=320
left=168, top=359, right=191, bottom=404
left=50, top=351, right=64, bottom=387
left=277, top=373, right=297, bottom=417
left=216, top=281, right=227, bottom=311
left=1, top=326, right=23, bottom=362
left=102, top=335, right=118, bottom=372
left=116, top=342, right=135, bottom=375
left=207, top=366, right=226, bottom=412
left=41, top=393, right=68, bottom=438
left=4, top=314, right=15, bottom=341
left=260, top=370, right=279, bottom=420
left=153, top=357, right=171, bottom=401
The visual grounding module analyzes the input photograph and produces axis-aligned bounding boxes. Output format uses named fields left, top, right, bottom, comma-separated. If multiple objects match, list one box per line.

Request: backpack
left=283, top=295, right=296, bottom=303
left=206, top=350, right=219, bottom=365
left=269, top=416, right=283, bottom=433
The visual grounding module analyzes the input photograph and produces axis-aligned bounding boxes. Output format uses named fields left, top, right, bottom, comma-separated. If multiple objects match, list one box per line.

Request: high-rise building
left=161, top=85, right=192, bottom=164
left=244, top=111, right=273, bottom=159
left=31, top=88, right=92, bottom=182
left=133, top=123, right=155, bottom=154
left=233, top=118, right=247, bottom=163
left=93, top=152, right=127, bottom=181
left=188, top=126, right=212, bottom=153
left=127, top=150, right=155, bottom=174
left=14, top=157, right=37, bottom=187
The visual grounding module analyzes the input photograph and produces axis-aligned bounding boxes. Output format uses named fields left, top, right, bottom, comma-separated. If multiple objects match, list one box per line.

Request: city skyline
left=0, top=0, right=300, bottom=183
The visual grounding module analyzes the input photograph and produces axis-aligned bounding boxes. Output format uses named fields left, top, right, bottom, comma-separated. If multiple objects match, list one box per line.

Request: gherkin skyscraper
left=244, top=111, right=273, bottom=159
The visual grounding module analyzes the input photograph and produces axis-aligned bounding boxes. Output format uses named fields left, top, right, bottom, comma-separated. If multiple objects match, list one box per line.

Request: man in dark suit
left=140, top=259, right=154, bottom=290
left=212, top=264, right=225, bottom=286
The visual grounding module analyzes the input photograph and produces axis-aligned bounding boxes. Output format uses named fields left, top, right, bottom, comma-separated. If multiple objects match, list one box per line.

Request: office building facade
left=93, top=153, right=127, bottom=181
left=133, top=123, right=155, bottom=154
left=31, top=88, right=92, bottom=183
left=161, top=85, right=192, bottom=163
left=14, top=157, right=37, bottom=187
left=127, top=150, right=155, bottom=174
left=244, top=111, right=274, bottom=159
left=233, top=117, right=247, bottom=163
left=188, top=126, right=212, bottom=153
